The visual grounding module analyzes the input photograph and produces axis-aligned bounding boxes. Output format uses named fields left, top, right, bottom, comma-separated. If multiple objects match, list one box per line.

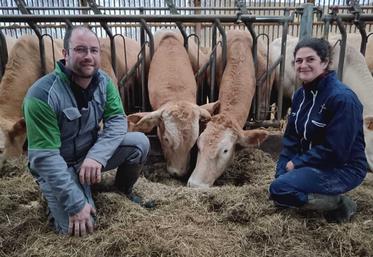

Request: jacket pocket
left=60, top=107, right=81, bottom=141
left=62, top=107, right=81, bottom=121
left=311, top=120, right=326, bottom=128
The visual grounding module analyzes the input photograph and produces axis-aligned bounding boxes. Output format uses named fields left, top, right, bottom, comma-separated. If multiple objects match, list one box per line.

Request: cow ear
left=128, top=110, right=162, bottom=133
left=200, top=100, right=220, bottom=115
left=127, top=113, right=148, bottom=132
left=237, top=129, right=268, bottom=148
left=8, top=118, right=26, bottom=141
left=198, top=108, right=212, bottom=123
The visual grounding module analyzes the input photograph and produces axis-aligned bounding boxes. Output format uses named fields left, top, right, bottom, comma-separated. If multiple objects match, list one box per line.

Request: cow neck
left=57, top=60, right=99, bottom=110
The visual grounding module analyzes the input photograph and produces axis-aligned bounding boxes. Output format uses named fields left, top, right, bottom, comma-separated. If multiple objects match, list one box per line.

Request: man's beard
left=72, top=67, right=98, bottom=79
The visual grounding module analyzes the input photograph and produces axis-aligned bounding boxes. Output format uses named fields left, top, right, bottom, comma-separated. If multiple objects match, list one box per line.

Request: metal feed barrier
left=1, top=0, right=373, bottom=127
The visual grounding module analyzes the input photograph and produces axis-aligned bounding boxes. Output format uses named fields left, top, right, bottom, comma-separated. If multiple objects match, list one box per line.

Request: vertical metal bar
left=210, top=23, right=218, bottom=102
left=277, top=10, right=290, bottom=121
left=299, top=3, right=314, bottom=40
left=335, top=16, right=346, bottom=81
left=0, top=30, right=8, bottom=81
left=140, top=19, right=153, bottom=112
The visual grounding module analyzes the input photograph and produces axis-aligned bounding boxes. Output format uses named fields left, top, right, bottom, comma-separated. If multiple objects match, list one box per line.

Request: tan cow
left=187, top=30, right=269, bottom=188
left=212, top=34, right=274, bottom=120
left=128, top=30, right=219, bottom=177
left=270, top=35, right=373, bottom=171
left=0, top=34, right=140, bottom=163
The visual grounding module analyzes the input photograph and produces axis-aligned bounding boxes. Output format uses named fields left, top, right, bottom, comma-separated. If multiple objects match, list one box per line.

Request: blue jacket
left=276, top=71, right=367, bottom=177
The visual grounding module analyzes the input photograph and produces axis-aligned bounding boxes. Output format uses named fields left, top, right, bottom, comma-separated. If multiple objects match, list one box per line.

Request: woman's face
left=294, top=47, right=328, bottom=84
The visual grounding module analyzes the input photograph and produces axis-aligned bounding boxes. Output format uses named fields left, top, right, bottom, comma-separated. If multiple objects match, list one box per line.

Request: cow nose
left=167, top=166, right=182, bottom=177
left=187, top=178, right=210, bottom=188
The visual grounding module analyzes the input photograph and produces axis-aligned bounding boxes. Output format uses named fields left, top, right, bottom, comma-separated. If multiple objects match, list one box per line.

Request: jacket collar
left=302, top=70, right=335, bottom=92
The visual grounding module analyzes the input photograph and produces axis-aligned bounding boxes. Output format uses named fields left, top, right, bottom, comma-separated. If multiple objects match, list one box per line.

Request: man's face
left=64, top=29, right=101, bottom=79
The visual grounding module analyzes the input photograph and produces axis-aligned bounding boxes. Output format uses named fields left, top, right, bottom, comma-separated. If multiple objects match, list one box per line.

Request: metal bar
left=0, top=14, right=295, bottom=23
left=0, top=31, right=8, bottom=82
left=87, top=0, right=117, bottom=76
left=276, top=9, right=290, bottom=121
left=139, top=19, right=153, bottom=112
left=165, top=0, right=188, bottom=49
left=210, top=23, right=218, bottom=102
left=298, top=3, right=314, bottom=40
left=14, top=0, right=47, bottom=76
left=335, top=15, right=346, bottom=81
left=356, top=21, right=368, bottom=55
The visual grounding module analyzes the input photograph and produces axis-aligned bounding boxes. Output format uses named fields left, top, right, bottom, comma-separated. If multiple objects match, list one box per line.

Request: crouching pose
left=23, top=26, right=149, bottom=236
left=269, top=38, right=367, bottom=223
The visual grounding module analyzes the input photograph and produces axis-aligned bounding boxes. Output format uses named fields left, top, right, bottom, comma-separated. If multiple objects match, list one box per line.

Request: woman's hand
left=286, top=161, right=295, bottom=172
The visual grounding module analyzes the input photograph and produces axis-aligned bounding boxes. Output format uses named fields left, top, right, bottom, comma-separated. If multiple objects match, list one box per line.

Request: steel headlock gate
left=1, top=0, right=373, bottom=130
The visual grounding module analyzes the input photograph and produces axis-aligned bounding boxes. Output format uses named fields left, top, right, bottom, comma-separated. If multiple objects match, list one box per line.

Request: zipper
left=303, top=90, right=318, bottom=141
left=295, top=90, right=305, bottom=135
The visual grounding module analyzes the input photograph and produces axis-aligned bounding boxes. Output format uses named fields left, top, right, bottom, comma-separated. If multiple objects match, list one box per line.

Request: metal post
left=165, top=0, right=188, bottom=49
left=277, top=9, right=290, bottom=121
left=335, top=15, right=346, bottom=81
left=87, top=0, right=117, bottom=76
left=298, top=3, right=315, bottom=41
left=0, top=31, right=8, bottom=82
left=15, top=0, right=47, bottom=76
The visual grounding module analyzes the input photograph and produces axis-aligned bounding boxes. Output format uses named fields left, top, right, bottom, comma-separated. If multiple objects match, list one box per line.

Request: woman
left=269, top=37, right=367, bottom=223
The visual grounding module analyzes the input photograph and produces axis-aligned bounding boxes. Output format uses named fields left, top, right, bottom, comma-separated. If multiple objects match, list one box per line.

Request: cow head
left=187, top=114, right=268, bottom=188
left=364, top=115, right=373, bottom=171
left=128, top=100, right=219, bottom=177
left=0, top=118, right=26, bottom=168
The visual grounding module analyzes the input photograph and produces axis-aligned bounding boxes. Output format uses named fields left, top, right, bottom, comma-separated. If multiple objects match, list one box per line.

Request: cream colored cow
left=128, top=30, right=219, bottom=177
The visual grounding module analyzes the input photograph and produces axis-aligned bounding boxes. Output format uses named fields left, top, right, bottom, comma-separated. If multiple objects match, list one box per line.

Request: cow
left=328, top=33, right=373, bottom=74
left=0, top=34, right=140, bottom=164
left=187, top=30, right=269, bottom=188
left=127, top=30, right=219, bottom=178
left=212, top=34, right=274, bottom=120
left=270, top=35, right=373, bottom=171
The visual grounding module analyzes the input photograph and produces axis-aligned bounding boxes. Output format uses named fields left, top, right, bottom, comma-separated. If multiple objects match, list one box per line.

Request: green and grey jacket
left=23, top=61, right=126, bottom=215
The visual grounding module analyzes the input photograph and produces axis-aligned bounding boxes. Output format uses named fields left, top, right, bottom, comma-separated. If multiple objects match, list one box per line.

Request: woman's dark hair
left=293, top=37, right=332, bottom=68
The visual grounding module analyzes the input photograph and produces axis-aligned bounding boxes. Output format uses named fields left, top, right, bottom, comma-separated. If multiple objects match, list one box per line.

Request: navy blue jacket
left=276, top=71, right=367, bottom=177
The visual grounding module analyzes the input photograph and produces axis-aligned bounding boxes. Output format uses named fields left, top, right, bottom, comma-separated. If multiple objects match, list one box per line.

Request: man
left=23, top=26, right=150, bottom=236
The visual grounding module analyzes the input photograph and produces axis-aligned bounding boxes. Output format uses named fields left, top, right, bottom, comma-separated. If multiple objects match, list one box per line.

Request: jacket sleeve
left=23, top=96, right=86, bottom=216
left=86, top=79, right=126, bottom=167
left=291, top=93, right=362, bottom=168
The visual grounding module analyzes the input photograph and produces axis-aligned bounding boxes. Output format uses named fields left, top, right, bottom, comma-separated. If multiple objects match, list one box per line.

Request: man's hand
left=79, top=158, right=102, bottom=185
left=68, top=203, right=96, bottom=237
left=286, top=161, right=295, bottom=172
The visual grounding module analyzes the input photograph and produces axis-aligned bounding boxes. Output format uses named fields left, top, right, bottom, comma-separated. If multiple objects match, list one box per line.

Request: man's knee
left=133, top=132, right=150, bottom=160
left=121, top=132, right=150, bottom=164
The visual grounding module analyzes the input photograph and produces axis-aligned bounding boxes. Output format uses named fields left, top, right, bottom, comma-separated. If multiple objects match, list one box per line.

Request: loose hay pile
left=1, top=149, right=373, bottom=257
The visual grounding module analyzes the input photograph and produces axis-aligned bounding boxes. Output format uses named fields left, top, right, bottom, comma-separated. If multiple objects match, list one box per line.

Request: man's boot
left=114, top=163, right=143, bottom=203
left=303, top=194, right=357, bottom=223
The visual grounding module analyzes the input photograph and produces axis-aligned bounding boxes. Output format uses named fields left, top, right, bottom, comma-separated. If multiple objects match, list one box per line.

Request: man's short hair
left=63, top=25, right=98, bottom=50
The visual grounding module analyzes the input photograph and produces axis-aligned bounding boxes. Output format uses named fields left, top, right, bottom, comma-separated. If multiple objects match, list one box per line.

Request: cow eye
left=163, top=137, right=170, bottom=145
left=223, top=149, right=228, bottom=153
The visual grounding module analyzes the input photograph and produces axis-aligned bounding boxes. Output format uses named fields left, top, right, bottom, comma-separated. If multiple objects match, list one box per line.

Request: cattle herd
left=0, top=29, right=373, bottom=187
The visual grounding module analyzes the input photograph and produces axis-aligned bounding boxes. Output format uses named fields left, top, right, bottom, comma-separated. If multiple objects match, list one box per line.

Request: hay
left=1, top=149, right=373, bottom=257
